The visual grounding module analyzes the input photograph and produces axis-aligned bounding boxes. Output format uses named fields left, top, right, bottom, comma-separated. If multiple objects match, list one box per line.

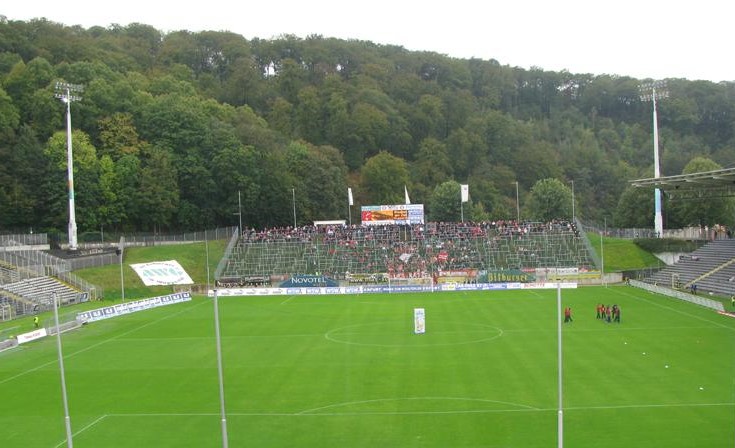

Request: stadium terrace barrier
left=76, top=292, right=192, bottom=323
left=0, top=337, right=18, bottom=352
left=629, top=279, right=725, bottom=311
left=209, top=281, right=578, bottom=297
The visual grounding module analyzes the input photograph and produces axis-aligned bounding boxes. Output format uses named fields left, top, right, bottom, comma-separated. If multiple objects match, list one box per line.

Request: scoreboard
left=361, top=204, right=424, bottom=225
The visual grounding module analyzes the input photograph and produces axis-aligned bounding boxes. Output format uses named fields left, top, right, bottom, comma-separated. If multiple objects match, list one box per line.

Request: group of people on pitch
left=596, top=303, right=620, bottom=323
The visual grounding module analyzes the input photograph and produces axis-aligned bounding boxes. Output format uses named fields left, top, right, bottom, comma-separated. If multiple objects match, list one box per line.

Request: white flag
left=348, top=187, right=354, bottom=206
left=404, top=185, right=411, bottom=205
left=461, top=184, right=469, bottom=203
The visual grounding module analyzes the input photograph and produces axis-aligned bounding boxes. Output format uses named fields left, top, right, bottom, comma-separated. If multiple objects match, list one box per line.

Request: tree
left=428, top=180, right=462, bottom=222
left=411, top=137, right=452, bottom=189
left=114, top=153, right=142, bottom=230
left=614, top=185, right=654, bottom=228
left=41, top=130, right=100, bottom=232
left=98, top=112, right=141, bottom=159
left=526, top=178, right=573, bottom=222
left=667, top=157, right=735, bottom=227
left=295, top=85, right=323, bottom=143
left=0, top=125, right=43, bottom=227
left=97, top=155, right=125, bottom=231
left=360, top=151, right=410, bottom=205
left=286, top=141, right=349, bottom=224
left=137, top=145, right=179, bottom=230
left=0, top=86, right=20, bottom=140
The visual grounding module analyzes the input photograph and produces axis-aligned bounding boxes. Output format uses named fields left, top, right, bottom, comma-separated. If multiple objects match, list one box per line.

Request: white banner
left=414, top=308, right=426, bottom=334
left=348, top=187, right=354, bottom=206
left=461, top=184, right=469, bottom=203
left=17, top=328, right=47, bottom=344
left=130, top=260, right=194, bottom=286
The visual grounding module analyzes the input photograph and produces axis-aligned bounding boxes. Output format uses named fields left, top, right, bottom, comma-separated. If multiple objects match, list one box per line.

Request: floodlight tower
left=55, top=82, right=84, bottom=251
left=639, top=80, right=668, bottom=238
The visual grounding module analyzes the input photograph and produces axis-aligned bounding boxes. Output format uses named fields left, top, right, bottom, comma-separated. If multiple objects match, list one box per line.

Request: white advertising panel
left=414, top=307, right=426, bottom=334
left=17, top=328, right=47, bottom=344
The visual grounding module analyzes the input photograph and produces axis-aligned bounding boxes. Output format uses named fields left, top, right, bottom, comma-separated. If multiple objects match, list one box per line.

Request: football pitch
left=1, top=286, right=733, bottom=447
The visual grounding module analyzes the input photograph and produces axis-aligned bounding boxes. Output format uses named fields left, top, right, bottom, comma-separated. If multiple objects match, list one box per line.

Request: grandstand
left=642, top=238, right=735, bottom=297
left=0, top=236, right=96, bottom=318
left=216, top=220, right=596, bottom=285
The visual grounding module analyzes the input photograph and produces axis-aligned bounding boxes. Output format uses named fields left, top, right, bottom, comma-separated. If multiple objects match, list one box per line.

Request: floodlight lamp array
left=54, top=81, right=84, bottom=102
left=638, top=80, right=669, bottom=102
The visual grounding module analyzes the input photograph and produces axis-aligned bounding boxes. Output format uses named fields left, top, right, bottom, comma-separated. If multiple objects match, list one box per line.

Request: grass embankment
left=77, top=240, right=226, bottom=301
left=586, top=233, right=663, bottom=272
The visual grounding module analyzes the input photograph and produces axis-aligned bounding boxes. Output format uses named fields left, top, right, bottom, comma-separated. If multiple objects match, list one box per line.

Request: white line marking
left=54, top=415, right=109, bottom=448
left=297, top=397, right=540, bottom=414
left=95, top=401, right=735, bottom=419
left=279, top=295, right=298, bottom=305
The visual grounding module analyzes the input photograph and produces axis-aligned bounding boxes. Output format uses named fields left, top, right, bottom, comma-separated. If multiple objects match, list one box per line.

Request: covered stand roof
left=630, top=167, right=735, bottom=199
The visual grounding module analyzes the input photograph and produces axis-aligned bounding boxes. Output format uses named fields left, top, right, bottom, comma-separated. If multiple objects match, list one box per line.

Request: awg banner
left=130, top=260, right=194, bottom=286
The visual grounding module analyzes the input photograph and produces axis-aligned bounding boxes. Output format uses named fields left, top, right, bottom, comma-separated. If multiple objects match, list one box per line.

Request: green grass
left=1, top=286, right=733, bottom=447
left=587, top=232, right=663, bottom=272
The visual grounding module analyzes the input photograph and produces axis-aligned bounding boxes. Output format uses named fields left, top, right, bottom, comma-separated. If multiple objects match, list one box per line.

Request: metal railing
left=0, top=233, right=48, bottom=248
left=215, top=227, right=241, bottom=280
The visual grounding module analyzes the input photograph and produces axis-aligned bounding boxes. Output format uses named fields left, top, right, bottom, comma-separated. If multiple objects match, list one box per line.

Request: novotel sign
left=279, top=275, right=339, bottom=287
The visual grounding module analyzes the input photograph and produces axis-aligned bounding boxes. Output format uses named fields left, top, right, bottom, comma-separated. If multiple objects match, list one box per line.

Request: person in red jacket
left=564, top=307, right=572, bottom=323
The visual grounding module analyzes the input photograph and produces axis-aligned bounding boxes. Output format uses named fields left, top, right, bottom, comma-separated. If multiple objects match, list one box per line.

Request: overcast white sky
left=3, top=0, right=733, bottom=82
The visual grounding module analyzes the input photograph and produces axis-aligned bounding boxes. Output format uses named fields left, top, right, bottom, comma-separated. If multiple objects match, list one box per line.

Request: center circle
left=325, top=321, right=503, bottom=347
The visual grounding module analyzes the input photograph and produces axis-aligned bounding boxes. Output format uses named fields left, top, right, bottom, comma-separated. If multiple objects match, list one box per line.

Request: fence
left=629, top=279, right=724, bottom=311
left=0, top=250, right=67, bottom=276
left=14, top=227, right=239, bottom=272
left=578, top=221, right=729, bottom=241
left=576, top=218, right=601, bottom=270
left=65, top=227, right=237, bottom=249
left=0, top=233, right=48, bottom=248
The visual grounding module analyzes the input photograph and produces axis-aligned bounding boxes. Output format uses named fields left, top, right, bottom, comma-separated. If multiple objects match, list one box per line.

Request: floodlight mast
left=639, top=80, right=668, bottom=238
left=54, top=82, right=84, bottom=250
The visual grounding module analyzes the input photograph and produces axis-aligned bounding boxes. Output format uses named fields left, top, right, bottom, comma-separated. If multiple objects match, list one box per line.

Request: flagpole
left=460, top=184, right=469, bottom=223
left=347, top=187, right=353, bottom=226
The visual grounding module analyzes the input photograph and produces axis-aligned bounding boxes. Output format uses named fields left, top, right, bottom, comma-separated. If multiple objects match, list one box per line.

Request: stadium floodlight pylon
left=639, top=80, right=669, bottom=238
left=54, top=81, right=84, bottom=251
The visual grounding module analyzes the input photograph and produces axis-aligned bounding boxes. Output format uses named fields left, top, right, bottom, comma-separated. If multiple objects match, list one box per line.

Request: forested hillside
left=1, top=18, right=734, bottom=234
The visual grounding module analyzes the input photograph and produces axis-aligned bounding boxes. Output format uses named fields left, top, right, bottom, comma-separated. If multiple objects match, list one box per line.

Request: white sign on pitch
left=130, top=260, right=194, bottom=286
left=414, top=308, right=426, bottom=334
